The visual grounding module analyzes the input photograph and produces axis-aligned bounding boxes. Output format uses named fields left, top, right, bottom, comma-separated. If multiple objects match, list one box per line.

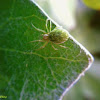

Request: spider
left=30, top=19, right=69, bottom=50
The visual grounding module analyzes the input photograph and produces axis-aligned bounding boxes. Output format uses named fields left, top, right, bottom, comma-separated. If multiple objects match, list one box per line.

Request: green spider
left=30, top=19, right=69, bottom=50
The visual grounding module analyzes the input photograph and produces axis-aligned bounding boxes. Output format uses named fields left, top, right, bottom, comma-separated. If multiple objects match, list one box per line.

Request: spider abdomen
left=49, top=28, right=69, bottom=44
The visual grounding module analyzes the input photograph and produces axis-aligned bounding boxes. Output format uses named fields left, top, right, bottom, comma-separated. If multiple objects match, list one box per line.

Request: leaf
left=0, top=0, right=93, bottom=100
left=82, top=0, right=100, bottom=10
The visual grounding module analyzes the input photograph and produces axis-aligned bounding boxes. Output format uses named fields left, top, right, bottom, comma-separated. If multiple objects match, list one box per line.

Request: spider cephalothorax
left=43, top=34, right=49, bottom=40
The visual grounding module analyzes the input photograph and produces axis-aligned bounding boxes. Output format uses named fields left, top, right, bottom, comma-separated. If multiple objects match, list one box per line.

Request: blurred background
left=34, top=0, right=100, bottom=100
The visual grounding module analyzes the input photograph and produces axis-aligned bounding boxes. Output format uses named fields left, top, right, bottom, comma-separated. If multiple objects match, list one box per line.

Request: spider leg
left=51, top=42, right=58, bottom=50
left=46, top=19, right=49, bottom=33
left=30, top=40, right=44, bottom=43
left=36, top=41, right=49, bottom=50
left=57, top=44, right=68, bottom=48
left=50, top=20, right=52, bottom=32
left=31, top=23, right=46, bottom=33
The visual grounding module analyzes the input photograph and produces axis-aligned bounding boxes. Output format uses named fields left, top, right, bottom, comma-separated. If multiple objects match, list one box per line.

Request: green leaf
left=0, top=0, right=93, bottom=100
left=82, top=0, right=100, bottom=10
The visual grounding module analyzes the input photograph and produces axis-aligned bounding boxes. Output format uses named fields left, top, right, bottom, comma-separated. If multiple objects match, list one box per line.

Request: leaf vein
left=0, top=47, right=88, bottom=62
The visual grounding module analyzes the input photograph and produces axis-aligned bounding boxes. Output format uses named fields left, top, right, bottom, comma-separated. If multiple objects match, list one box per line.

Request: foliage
left=83, top=0, right=100, bottom=10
